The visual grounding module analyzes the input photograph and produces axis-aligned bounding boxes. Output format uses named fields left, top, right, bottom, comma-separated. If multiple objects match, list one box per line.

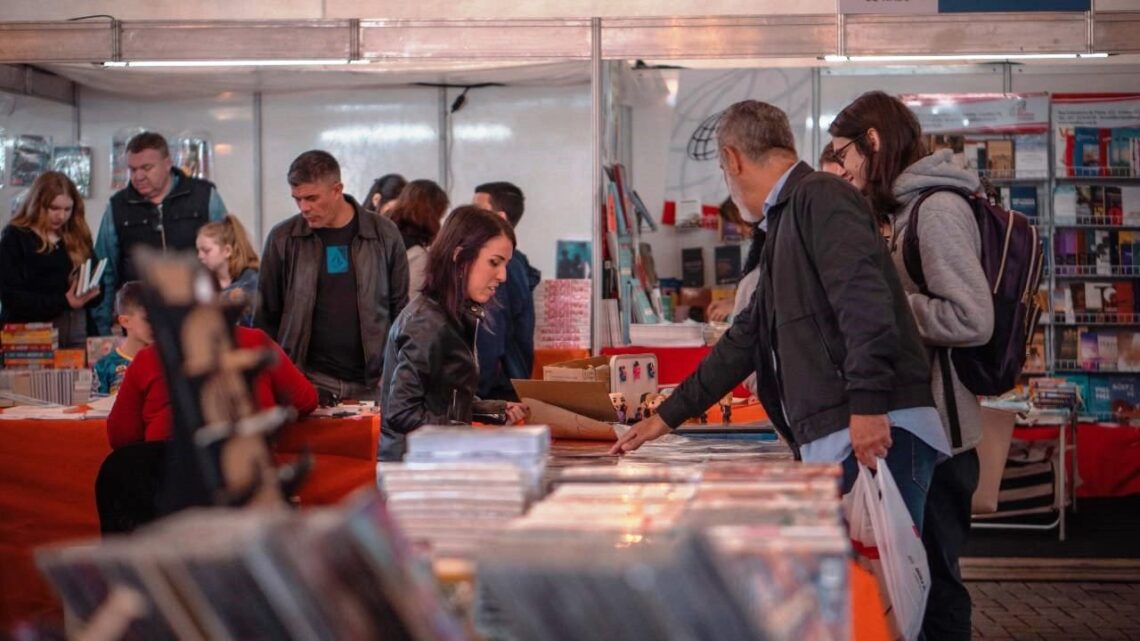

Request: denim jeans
left=840, top=426, right=939, bottom=534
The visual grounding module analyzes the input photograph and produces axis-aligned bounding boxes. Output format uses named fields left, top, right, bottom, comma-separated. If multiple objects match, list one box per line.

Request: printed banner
left=899, top=93, right=1050, bottom=135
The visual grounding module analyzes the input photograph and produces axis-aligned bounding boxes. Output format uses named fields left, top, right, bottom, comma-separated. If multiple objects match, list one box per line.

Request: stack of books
left=1054, top=184, right=1140, bottom=227
left=1, top=322, right=58, bottom=369
left=533, top=279, right=592, bottom=350
left=379, top=425, right=551, bottom=559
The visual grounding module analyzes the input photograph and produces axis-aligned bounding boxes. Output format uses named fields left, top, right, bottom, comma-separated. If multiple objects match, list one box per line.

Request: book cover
left=1054, top=185, right=1077, bottom=225
left=1071, top=283, right=1087, bottom=313
left=1057, top=127, right=1075, bottom=176
left=1122, top=187, right=1140, bottom=226
left=1053, top=286, right=1073, bottom=323
left=714, top=245, right=742, bottom=285
left=985, top=139, right=1014, bottom=179
left=1059, top=328, right=1080, bottom=362
left=1117, top=282, right=1135, bottom=322
left=1096, top=231, right=1113, bottom=275
left=1091, top=186, right=1107, bottom=225
left=1118, top=333, right=1140, bottom=372
left=681, top=248, right=704, bottom=288
left=1109, top=128, right=1140, bottom=177
left=1075, top=185, right=1094, bottom=223
left=1106, top=187, right=1124, bottom=227
left=1009, top=185, right=1038, bottom=221
left=1025, top=330, right=1046, bottom=373
left=1013, top=134, right=1049, bottom=177
left=1074, top=127, right=1102, bottom=177
left=1085, top=282, right=1107, bottom=312
left=1121, top=232, right=1134, bottom=270
left=964, top=140, right=986, bottom=173
left=1079, top=327, right=1100, bottom=370
left=53, top=349, right=86, bottom=369
left=1100, top=128, right=1114, bottom=177
left=1099, top=333, right=1120, bottom=369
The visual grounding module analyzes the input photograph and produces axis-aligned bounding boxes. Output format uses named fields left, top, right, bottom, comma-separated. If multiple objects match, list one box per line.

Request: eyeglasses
left=834, top=131, right=867, bottom=163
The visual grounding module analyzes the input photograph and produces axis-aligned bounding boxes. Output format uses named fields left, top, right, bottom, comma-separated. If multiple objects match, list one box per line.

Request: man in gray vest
left=91, top=132, right=227, bottom=335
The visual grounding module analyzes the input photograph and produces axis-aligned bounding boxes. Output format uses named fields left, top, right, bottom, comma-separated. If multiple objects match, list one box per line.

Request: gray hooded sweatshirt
left=889, top=149, right=994, bottom=454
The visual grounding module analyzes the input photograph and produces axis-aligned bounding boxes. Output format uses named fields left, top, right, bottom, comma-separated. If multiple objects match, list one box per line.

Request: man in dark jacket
left=92, top=132, right=227, bottom=335
left=255, top=150, right=409, bottom=403
left=612, top=101, right=948, bottom=528
left=473, top=182, right=540, bottom=401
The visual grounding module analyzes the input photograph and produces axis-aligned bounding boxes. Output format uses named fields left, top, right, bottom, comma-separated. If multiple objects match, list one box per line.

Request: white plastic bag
left=844, top=459, right=930, bottom=641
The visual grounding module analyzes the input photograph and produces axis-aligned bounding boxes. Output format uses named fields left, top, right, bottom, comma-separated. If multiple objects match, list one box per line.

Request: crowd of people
left=0, top=89, right=997, bottom=639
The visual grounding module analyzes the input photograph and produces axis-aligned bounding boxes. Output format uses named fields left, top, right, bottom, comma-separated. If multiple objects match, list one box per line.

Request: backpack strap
left=900, top=186, right=976, bottom=452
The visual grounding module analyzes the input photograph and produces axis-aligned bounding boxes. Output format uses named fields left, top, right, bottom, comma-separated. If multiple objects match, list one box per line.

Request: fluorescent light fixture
left=824, top=53, right=1108, bottom=63
left=102, top=59, right=369, bottom=68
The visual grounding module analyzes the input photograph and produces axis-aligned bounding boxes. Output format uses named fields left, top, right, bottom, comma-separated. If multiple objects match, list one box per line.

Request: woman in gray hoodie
left=830, top=91, right=994, bottom=641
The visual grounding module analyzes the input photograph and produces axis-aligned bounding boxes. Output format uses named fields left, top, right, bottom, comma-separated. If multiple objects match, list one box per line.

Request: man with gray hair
left=256, top=150, right=409, bottom=403
left=613, top=100, right=944, bottom=531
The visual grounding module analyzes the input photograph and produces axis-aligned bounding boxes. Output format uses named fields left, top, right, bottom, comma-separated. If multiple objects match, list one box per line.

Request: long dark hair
left=829, top=91, right=926, bottom=216
left=389, top=179, right=448, bottom=246
left=423, top=206, right=516, bottom=323
left=364, top=173, right=407, bottom=212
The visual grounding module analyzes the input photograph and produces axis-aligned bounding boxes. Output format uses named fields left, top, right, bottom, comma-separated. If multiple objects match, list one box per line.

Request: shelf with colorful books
left=1048, top=266, right=1140, bottom=278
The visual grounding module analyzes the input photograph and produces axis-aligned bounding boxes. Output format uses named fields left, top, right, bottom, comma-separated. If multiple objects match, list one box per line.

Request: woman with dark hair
left=388, top=179, right=449, bottom=299
left=364, top=173, right=407, bottom=214
left=379, top=205, right=530, bottom=460
left=0, top=171, right=101, bottom=346
left=831, top=90, right=993, bottom=641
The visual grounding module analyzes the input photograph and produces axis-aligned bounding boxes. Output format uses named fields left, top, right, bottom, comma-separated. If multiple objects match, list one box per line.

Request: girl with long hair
left=831, top=90, right=993, bottom=641
left=196, top=215, right=260, bottom=326
left=387, top=179, right=449, bottom=299
left=379, top=205, right=529, bottom=460
left=0, top=171, right=101, bottom=346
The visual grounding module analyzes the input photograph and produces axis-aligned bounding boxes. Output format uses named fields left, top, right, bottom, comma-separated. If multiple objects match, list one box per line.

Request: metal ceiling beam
left=360, top=19, right=591, bottom=60
left=0, top=63, right=76, bottom=104
left=844, top=12, right=1087, bottom=56
left=0, top=13, right=1134, bottom=65
left=0, top=21, right=114, bottom=63
left=602, top=16, right=835, bottom=59
left=119, top=20, right=355, bottom=61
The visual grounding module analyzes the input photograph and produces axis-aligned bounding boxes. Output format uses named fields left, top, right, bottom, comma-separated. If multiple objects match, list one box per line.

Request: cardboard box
left=543, top=356, right=611, bottom=383
left=53, top=349, right=86, bottom=369
left=512, top=379, right=617, bottom=422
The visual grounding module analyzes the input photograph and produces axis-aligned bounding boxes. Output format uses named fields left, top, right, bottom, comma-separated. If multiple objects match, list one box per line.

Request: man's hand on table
left=609, top=413, right=671, bottom=455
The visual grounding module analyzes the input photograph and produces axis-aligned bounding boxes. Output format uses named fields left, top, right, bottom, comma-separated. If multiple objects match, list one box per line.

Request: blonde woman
left=0, top=171, right=100, bottom=346
left=196, top=215, right=260, bottom=326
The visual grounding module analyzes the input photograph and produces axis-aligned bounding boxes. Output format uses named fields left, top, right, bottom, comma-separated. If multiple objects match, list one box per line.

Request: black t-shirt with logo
left=305, top=212, right=366, bottom=383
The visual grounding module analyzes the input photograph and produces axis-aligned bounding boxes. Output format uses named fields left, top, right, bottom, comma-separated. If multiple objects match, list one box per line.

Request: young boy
left=92, top=282, right=152, bottom=396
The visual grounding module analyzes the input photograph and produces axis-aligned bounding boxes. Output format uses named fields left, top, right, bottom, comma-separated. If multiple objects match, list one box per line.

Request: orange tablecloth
left=0, top=414, right=379, bottom=629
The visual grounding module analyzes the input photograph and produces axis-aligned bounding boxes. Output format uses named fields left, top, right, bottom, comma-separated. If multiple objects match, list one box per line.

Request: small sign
left=939, top=0, right=1089, bottom=11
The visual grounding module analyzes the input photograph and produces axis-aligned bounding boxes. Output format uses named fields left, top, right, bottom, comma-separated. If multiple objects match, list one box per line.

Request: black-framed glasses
left=834, top=131, right=867, bottom=163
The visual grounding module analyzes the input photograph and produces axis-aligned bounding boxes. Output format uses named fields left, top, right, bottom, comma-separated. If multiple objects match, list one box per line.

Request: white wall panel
left=259, top=88, right=441, bottom=238
left=446, top=84, right=593, bottom=279
left=0, top=93, right=76, bottom=223
left=77, top=88, right=256, bottom=243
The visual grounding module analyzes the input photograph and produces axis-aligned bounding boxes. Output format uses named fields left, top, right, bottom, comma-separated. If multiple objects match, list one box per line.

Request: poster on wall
left=10, top=135, right=52, bottom=187
left=1052, top=94, right=1140, bottom=178
left=110, top=126, right=148, bottom=190
left=51, top=146, right=93, bottom=197
left=556, top=240, right=592, bottom=279
left=173, top=133, right=213, bottom=181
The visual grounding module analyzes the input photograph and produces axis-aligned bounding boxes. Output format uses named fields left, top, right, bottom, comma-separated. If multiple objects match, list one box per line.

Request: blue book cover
left=1074, top=127, right=1102, bottom=177
left=1009, top=185, right=1038, bottom=221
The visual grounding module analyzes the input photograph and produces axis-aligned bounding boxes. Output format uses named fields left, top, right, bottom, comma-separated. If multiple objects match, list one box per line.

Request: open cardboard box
left=511, top=379, right=617, bottom=422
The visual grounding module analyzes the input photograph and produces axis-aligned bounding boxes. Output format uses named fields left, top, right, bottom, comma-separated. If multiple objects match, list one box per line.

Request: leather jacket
left=255, top=196, right=409, bottom=388
left=379, top=295, right=506, bottom=461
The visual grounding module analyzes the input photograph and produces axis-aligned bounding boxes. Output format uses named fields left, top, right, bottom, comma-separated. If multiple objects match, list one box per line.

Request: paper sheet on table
left=522, top=398, right=617, bottom=441
left=0, top=405, right=88, bottom=420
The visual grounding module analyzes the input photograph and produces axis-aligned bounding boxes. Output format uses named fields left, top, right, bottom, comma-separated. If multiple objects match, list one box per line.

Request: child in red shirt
left=107, top=325, right=318, bottom=449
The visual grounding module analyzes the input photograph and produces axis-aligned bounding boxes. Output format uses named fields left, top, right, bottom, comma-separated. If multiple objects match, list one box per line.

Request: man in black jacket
left=612, top=101, right=948, bottom=528
left=256, top=150, right=409, bottom=403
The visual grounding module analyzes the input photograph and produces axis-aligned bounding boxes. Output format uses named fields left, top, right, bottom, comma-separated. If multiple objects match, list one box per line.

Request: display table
left=1014, top=422, right=1140, bottom=499
left=0, top=413, right=379, bottom=628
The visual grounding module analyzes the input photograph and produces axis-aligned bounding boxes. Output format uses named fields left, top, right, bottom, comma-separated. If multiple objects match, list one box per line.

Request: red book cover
left=1118, top=282, right=1136, bottom=321
left=1101, top=128, right=1113, bottom=177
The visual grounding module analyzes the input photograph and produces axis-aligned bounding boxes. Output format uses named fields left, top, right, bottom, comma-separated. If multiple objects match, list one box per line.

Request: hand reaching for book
left=67, top=283, right=100, bottom=309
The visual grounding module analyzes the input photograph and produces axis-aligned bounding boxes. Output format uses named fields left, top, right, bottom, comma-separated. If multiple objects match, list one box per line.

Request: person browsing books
left=831, top=90, right=993, bottom=641
left=611, top=100, right=942, bottom=534
left=91, top=282, right=152, bottom=396
left=0, top=171, right=102, bottom=347
left=91, top=132, right=228, bottom=336
left=196, top=215, right=260, bottom=327
left=380, top=206, right=530, bottom=460
left=388, top=179, right=449, bottom=300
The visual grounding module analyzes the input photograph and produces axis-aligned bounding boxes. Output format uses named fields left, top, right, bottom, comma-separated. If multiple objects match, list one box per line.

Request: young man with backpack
left=830, top=91, right=1042, bottom=641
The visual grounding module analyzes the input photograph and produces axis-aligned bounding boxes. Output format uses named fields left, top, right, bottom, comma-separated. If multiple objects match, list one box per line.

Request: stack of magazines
left=38, top=492, right=465, bottom=641
left=477, top=460, right=849, bottom=641
left=380, top=425, right=551, bottom=558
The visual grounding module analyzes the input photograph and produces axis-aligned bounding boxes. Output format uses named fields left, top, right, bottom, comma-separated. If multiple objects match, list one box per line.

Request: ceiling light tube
left=101, top=59, right=364, bottom=68
left=824, top=53, right=1109, bottom=63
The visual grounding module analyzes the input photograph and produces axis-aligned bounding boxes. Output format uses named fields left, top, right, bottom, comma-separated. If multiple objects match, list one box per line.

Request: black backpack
left=903, top=186, right=1045, bottom=447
